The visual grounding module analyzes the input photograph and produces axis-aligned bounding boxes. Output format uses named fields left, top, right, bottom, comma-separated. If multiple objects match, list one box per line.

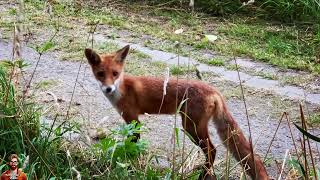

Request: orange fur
left=85, top=46, right=269, bottom=180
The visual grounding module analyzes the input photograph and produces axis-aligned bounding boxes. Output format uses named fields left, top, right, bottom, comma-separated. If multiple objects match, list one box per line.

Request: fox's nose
left=106, top=87, right=112, bottom=93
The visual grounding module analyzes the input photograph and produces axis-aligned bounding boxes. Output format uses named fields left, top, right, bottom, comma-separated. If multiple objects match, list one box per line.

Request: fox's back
left=119, top=75, right=221, bottom=115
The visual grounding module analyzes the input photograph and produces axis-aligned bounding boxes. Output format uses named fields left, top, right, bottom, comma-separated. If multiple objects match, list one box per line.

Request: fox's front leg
left=121, top=111, right=141, bottom=142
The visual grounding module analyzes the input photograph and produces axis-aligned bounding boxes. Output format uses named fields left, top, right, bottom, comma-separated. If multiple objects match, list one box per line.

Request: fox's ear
left=115, top=45, right=130, bottom=63
left=85, top=48, right=101, bottom=66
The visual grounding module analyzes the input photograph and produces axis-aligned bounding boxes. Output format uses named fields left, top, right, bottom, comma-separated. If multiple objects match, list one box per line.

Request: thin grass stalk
left=233, top=56, right=256, bottom=177
left=23, top=30, right=58, bottom=99
left=21, top=155, right=29, bottom=170
left=277, top=149, right=289, bottom=180
left=172, top=42, right=180, bottom=179
left=303, top=92, right=319, bottom=179
left=90, top=21, right=98, bottom=51
left=179, top=145, right=198, bottom=173
left=299, top=104, right=309, bottom=179
left=13, top=105, right=56, bottom=177
left=221, top=153, right=251, bottom=178
left=316, top=144, right=320, bottom=166
left=284, top=112, right=300, bottom=163
left=81, top=22, right=99, bottom=83
left=66, top=150, right=73, bottom=178
left=22, top=53, right=41, bottom=98
left=4, top=24, right=20, bottom=106
left=225, top=123, right=231, bottom=178
left=300, top=104, right=318, bottom=179
left=18, top=0, right=25, bottom=33
left=229, top=125, right=247, bottom=180
left=65, top=24, right=94, bottom=119
left=0, top=153, right=6, bottom=165
left=298, top=137, right=309, bottom=179
left=71, top=167, right=81, bottom=180
left=158, top=67, right=169, bottom=114
left=180, top=49, right=191, bottom=179
left=45, top=113, right=59, bottom=145
left=305, top=132, right=318, bottom=179
left=263, top=112, right=285, bottom=161
left=3, top=69, right=14, bottom=107
left=12, top=23, right=21, bottom=60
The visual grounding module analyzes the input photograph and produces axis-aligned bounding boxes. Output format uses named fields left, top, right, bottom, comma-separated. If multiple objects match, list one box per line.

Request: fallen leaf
left=205, top=34, right=218, bottom=43
left=174, top=28, right=184, bottom=34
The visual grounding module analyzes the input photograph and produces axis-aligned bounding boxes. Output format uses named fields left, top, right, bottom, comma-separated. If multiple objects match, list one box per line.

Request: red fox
left=85, top=45, right=269, bottom=180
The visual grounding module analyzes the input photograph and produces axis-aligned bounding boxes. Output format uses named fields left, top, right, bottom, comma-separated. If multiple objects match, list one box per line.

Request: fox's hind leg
left=181, top=113, right=216, bottom=180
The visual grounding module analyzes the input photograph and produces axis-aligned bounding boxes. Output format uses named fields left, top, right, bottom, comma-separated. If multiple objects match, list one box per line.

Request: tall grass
left=258, top=0, right=320, bottom=22
left=140, top=0, right=320, bottom=23
left=0, top=65, right=40, bottom=155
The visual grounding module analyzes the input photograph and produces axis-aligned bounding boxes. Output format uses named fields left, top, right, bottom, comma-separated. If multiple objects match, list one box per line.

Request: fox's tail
left=212, top=98, right=269, bottom=179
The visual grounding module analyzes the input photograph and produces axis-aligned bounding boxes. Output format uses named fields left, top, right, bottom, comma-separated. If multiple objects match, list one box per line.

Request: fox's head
left=85, top=45, right=130, bottom=95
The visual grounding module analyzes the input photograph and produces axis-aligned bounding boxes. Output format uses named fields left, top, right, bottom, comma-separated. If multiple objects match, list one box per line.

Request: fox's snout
left=100, top=84, right=116, bottom=95
left=105, top=86, right=113, bottom=93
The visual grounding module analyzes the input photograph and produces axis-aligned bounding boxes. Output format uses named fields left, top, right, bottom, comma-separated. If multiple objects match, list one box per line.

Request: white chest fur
left=97, top=81, right=122, bottom=107
left=104, top=90, right=121, bottom=107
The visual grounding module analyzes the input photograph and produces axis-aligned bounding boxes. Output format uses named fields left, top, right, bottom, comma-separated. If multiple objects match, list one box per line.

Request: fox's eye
left=97, top=71, right=104, bottom=77
left=113, top=71, right=118, bottom=77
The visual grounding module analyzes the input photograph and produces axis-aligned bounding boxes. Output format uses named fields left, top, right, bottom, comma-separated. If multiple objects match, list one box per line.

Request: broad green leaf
left=38, top=41, right=54, bottom=53
left=288, top=158, right=305, bottom=176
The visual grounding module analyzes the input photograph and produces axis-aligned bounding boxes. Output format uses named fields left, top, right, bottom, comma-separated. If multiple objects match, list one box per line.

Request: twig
left=303, top=91, right=319, bottom=179
left=284, top=112, right=300, bottom=162
left=263, top=112, right=285, bottom=162
left=221, top=153, right=251, bottom=178
left=225, top=123, right=231, bottom=178
left=233, top=56, right=256, bottom=177
left=299, top=104, right=309, bottom=179
left=65, top=24, right=95, bottom=119
left=181, top=49, right=192, bottom=179
left=171, top=42, right=180, bottom=179
left=23, top=30, right=58, bottom=99
left=300, top=104, right=318, bottom=179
